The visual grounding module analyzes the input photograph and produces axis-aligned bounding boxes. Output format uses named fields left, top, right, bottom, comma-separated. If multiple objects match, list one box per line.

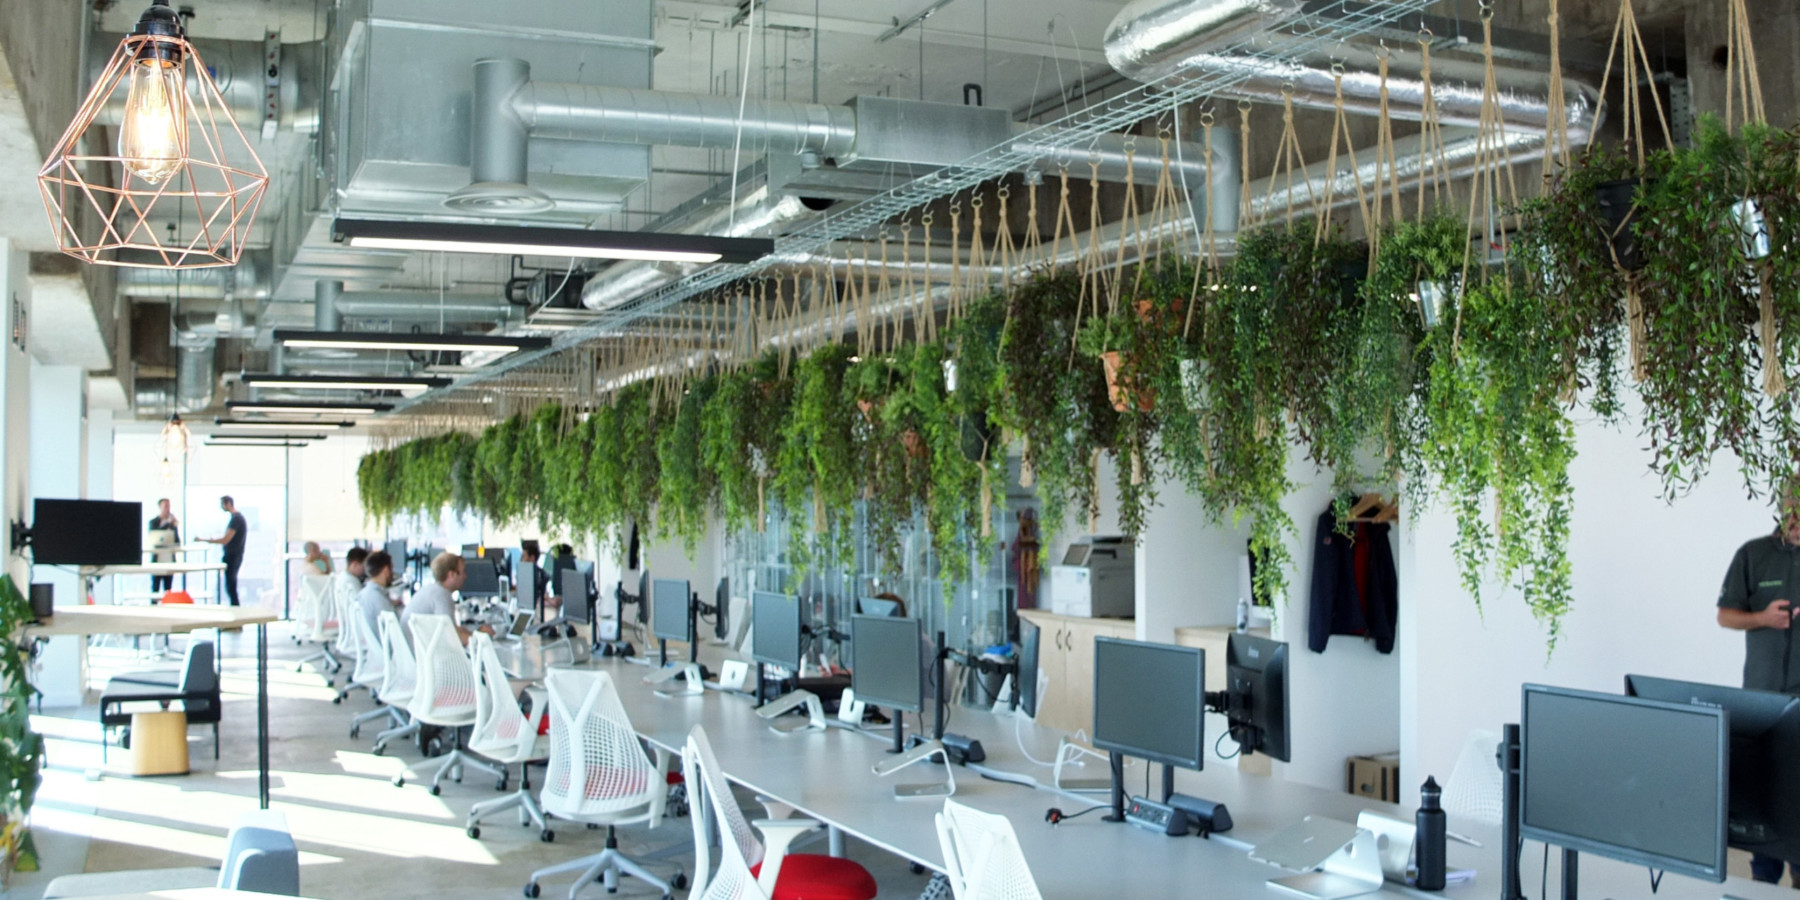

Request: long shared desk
left=559, top=651, right=1787, bottom=900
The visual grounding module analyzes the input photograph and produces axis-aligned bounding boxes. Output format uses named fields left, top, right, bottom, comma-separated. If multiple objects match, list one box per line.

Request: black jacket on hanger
left=1307, top=508, right=1399, bottom=654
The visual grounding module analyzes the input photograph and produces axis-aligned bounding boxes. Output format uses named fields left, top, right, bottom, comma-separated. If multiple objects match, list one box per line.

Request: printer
left=1049, top=535, right=1135, bottom=619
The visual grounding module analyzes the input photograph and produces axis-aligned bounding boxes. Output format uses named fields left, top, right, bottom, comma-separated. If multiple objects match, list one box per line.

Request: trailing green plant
left=997, top=268, right=1117, bottom=539
left=613, top=384, right=662, bottom=536
left=473, top=415, right=528, bottom=525
left=656, top=378, right=719, bottom=555
left=0, top=575, right=41, bottom=873
left=774, top=342, right=860, bottom=568
left=1422, top=277, right=1576, bottom=645
left=848, top=350, right=925, bottom=572
left=702, top=351, right=790, bottom=535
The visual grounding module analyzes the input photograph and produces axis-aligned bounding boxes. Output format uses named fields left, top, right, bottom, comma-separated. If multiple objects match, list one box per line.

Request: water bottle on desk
left=1415, top=776, right=1447, bottom=890
left=1235, top=597, right=1249, bottom=632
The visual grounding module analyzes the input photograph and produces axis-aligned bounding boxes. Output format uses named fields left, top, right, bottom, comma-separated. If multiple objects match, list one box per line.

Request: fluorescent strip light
left=215, top=419, right=353, bottom=431
left=227, top=402, right=392, bottom=415
left=207, top=441, right=315, bottom=448
left=333, top=218, right=773, bottom=265
left=239, top=374, right=452, bottom=392
left=204, top=433, right=327, bottom=442
left=271, top=330, right=550, bottom=355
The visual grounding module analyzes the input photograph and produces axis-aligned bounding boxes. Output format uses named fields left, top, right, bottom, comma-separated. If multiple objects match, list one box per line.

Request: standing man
left=1717, top=492, right=1800, bottom=885
left=147, top=498, right=180, bottom=594
left=203, top=496, right=249, bottom=606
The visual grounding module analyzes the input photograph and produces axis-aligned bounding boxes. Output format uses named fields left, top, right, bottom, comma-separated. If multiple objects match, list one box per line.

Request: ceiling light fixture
left=238, top=374, right=452, bottom=393
left=214, top=419, right=353, bottom=431
left=333, top=218, right=773, bottom=265
left=203, top=433, right=327, bottom=443
left=270, top=330, right=551, bottom=356
left=37, top=0, right=268, bottom=269
left=205, top=440, right=316, bottom=448
left=226, top=401, right=394, bottom=416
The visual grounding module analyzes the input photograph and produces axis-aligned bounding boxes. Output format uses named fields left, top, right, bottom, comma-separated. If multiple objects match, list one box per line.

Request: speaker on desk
left=28, top=583, right=53, bottom=621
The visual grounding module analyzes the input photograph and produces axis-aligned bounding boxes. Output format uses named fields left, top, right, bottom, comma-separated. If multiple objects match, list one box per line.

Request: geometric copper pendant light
left=37, top=0, right=268, bottom=269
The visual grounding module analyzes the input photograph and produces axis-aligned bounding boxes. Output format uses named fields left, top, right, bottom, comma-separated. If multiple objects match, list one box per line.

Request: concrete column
left=30, top=362, right=86, bottom=707
left=0, top=241, right=28, bottom=593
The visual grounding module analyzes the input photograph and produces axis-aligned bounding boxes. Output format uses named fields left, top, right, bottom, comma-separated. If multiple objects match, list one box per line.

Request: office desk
left=586, top=656, right=1789, bottom=900
left=81, top=562, right=226, bottom=578
left=74, top=891, right=318, bottom=900
left=27, top=606, right=279, bottom=811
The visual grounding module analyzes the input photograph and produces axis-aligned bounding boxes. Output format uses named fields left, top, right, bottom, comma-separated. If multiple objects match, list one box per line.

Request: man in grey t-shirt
left=358, top=551, right=400, bottom=641
left=404, top=552, right=489, bottom=645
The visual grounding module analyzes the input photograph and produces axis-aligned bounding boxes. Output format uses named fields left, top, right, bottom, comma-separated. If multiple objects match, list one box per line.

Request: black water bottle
left=1415, top=776, right=1447, bottom=890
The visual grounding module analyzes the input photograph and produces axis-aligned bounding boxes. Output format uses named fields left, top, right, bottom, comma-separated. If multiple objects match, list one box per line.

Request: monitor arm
left=1205, top=689, right=1265, bottom=757
left=8, top=522, right=28, bottom=554
left=615, top=582, right=642, bottom=616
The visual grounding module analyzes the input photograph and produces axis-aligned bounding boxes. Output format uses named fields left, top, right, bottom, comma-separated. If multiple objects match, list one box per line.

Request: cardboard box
left=1346, top=752, right=1401, bottom=803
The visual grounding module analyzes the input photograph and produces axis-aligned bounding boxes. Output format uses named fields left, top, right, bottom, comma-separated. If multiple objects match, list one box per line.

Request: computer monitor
left=1017, top=617, right=1041, bottom=719
left=460, top=558, right=501, bottom=597
left=516, top=559, right=538, bottom=611
left=713, top=577, right=731, bottom=641
left=752, top=590, right=802, bottom=671
left=652, top=578, right=692, bottom=644
left=858, top=597, right=902, bottom=618
left=32, top=499, right=140, bottom=566
left=850, top=615, right=923, bottom=713
left=559, top=568, right=592, bottom=625
left=484, top=547, right=508, bottom=577
left=1221, top=633, right=1291, bottom=761
left=1092, top=637, right=1205, bottom=772
left=1625, top=674, right=1800, bottom=863
left=384, top=539, right=407, bottom=565
left=1519, top=684, right=1728, bottom=884
left=635, top=570, right=652, bottom=624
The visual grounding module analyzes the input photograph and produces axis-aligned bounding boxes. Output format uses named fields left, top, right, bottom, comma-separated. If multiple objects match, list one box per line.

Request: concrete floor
left=5, top=629, right=934, bottom=900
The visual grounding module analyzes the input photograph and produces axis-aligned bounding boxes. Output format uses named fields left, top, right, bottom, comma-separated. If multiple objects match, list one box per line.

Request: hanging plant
left=657, top=377, right=719, bottom=556
left=847, top=350, right=925, bottom=572
left=774, top=342, right=860, bottom=566
left=997, top=267, right=1116, bottom=538
left=473, top=415, right=528, bottom=525
left=613, top=383, right=661, bottom=537
left=1422, top=278, right=1576, bottom=646
left=701, top=351, right=790, bottom=535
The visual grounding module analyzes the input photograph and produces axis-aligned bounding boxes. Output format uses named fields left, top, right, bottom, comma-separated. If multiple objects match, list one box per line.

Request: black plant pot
left=1594, top=178, right=1646, bottom=271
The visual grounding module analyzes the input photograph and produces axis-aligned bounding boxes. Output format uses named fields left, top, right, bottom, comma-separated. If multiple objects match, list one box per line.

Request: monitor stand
left=756, top=689, right=826, bottom=733
left=872, top=738, right=954, bottom=799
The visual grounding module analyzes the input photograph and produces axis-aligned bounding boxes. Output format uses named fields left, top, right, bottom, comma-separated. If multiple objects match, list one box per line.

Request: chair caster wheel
left=467, top=826, right=480, bottom=839
left=540, top=829, right=554, bottom=843
left=496, top=778, right=508, bottom=791
left=911, top=862, right=927, bottom=874
left=393, top=776, right=405, bottom=788
left=332, top=696, right=342, bottom=705
left=429, top=785, right=441, bottom=796
left=373, top=745, right=385, bottom=756
left=671, top=873, right=688, bottom=890
left=120, top=729, right=131, bottom=750
left=523, top=883, right=540, bottom=898
left=586, top=823, right=600, bottom=830
left=349, top=726, right=360, bottom=739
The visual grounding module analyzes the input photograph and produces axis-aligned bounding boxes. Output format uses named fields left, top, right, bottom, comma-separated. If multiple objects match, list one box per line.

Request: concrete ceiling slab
left=0, top=44, right=57, bottom=253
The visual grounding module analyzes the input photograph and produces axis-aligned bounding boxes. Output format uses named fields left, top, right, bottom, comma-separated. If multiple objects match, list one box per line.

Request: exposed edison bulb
left=118, top=58, right=188, bottom=184
left=160, top=456, right=176, bottom=484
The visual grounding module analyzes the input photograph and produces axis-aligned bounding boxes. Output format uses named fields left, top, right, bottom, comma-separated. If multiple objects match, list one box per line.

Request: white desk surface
left=74, top=890, right=320, bottom=900
left=25, top=604, right=278, bottom=637
left=82, top=561, right=227, bottom=577
left=143, top=545, right=215, bottom=556
left=579, top=653, right=1789, bottom=900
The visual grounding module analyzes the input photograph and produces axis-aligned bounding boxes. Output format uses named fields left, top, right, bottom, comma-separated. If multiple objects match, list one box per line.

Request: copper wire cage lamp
left=36, top=0, right=269, bottom=269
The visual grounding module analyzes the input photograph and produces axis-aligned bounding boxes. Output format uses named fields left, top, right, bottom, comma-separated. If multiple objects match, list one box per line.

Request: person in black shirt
left=203, top=495, right=249, bottom=606
left=1718, top=491, right=1800, bottom=884
left=147, top=498, right=180, bottom=594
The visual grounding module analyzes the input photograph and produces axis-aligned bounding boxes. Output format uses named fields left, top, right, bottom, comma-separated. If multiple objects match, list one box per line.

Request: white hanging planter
left=1178, top=356, right=1209, bottom=412
left=942, top=358, right=958, bottom=393
left=1732, top=198, right=1772, bottom=260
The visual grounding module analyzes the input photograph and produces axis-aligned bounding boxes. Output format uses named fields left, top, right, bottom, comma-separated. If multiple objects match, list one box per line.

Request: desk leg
left=257, top=622, right=270, bottom=809
left=829, top=825, right=844, bottom=858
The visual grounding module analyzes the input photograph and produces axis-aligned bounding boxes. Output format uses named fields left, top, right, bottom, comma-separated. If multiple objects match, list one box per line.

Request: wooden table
left=26, top=606, right=281, bottom=809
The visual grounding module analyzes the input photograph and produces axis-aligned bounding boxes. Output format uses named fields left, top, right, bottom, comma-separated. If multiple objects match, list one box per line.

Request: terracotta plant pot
left=900, top=429, right=927, bottom=460
left=1101, top=351, right=1155, bottom=413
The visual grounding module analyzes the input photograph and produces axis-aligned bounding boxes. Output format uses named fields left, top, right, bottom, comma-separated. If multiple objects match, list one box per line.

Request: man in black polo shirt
left=203, top=495, right=249, bottom=606
left=1718, top=494, right=1800, bottom=885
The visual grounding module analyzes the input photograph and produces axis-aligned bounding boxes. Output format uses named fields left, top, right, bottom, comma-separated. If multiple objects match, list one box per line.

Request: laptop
left=498, top=611, right=534, bottom=642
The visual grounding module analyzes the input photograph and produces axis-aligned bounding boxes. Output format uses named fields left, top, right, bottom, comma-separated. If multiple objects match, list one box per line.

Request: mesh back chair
left=937, top=798, right=1044, bottom=900
left=525, top=668, right=681, bottom=900
left=369, top=611, right=420, bottom=754
left=1443, top=729, right=1506, bottom=828
left=330, top=576, right=369, bottom=703
left=100, top=638, right=222, bottom=762
left=295, top=575, right=342, bottom=680
left=683, top=725, right=876, bottom=900
left=688, top=737, right=770, bottom=900
left=465, top=633, right=552, bottom=840
left=393, top=614, right=503, bottom=793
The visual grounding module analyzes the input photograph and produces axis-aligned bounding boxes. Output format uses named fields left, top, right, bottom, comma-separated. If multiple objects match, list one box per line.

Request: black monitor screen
left=559, top=568, right=591, bottom=624
left=1226, top=633, right=1291, bottom=762
left=461, top=558, right=500, bottom=596
left=1520, top=684, right=1728, bottom=882
left=851, top=615, right=922, bottom=713
left=752, top=590, right=802, bottom=671
left=1092, top=637, right=1205, bottom=771
left=652, top=578, right=692, bottom=643
left=1018, top=618, right=1041, bottom=719
left=34, top=499, right=141, bottom=566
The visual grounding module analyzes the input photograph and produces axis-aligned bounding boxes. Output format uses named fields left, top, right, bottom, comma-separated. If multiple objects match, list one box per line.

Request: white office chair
left=1443, top=728, right=1505, bottom=828
left=465, top=633, right=552, bottom=841
left=330, top=577, right=369, bottom=704
left=683, top=725, right=877, bottom=900
left=688, top=732, right=770, bottom=900
left=295, top=575, right=342, bottom=679
left=394, top=614, right=504, bottom=794
left=525, top=668, right=680, bottom=900
left=937, top=798, right=1044, bottom=900
left=370, top=611, right=420, bottom=754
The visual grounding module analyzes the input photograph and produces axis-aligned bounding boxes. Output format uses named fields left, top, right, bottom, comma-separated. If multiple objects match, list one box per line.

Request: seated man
left=404, top=551, right=490, bottom=646
left=357, top=550, right=400, bottom=640
left=344, top=547, right=369, bottom=584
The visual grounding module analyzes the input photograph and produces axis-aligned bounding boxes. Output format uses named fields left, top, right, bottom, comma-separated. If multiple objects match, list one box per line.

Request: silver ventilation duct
left=1105, top=0, right=1600, bottom=140
left=88, top=37, right=322, bottom=134
left=315, top=280, right=342, bottom=331
left=117, top=253, right=270, bottom=301
left=515, top=78, right=859, bottom=159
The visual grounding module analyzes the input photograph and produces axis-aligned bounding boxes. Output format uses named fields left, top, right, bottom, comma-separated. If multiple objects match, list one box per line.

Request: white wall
left=1132, top=468, right=1247, bottom=644
left=1398, top=396, right=1759, bottom=806
left=28, top=362, right=85, bottom=706
left=0, top=244, right=26, bottom=593
left=286, top=435, right=372, bottom=542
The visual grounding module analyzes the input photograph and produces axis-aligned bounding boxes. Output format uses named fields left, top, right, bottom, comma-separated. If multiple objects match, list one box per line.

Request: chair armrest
left=752, top=818, right=824, bottom=896
left=519, top=688, right=549, bottom=758
left=647, top=746, right=673, bottom=825
left=755, top=796, right=796, bottom=819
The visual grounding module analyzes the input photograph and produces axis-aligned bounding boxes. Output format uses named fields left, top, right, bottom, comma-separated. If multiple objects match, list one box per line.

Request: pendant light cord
left=727, top=1, right=761, bottom=233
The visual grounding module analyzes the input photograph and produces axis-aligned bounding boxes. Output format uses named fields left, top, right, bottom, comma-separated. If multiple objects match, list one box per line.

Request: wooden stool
left=130, top=710, right=189, bottom=776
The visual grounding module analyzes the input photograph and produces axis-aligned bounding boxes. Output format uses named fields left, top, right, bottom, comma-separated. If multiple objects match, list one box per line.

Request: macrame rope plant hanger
left=1721, top=0, right=1782, bottom=398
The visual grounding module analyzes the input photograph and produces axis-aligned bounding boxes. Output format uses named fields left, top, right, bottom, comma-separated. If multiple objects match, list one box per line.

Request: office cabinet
left=1019, top=610, right=1134, bottom=734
